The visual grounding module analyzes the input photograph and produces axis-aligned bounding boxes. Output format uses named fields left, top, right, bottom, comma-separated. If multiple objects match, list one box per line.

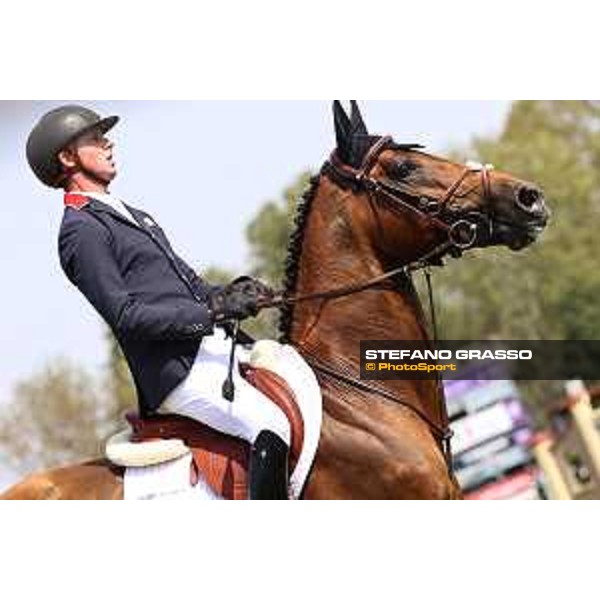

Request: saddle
left=115, top=364, right=305, bottom=500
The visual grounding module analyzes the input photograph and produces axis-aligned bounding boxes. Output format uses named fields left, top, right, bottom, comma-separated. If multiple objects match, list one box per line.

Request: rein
left=258, top=137, right=495, bottom=465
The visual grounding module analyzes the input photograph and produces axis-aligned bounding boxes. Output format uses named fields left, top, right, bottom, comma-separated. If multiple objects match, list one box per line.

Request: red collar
left=64, top=193, right=91, bottom=210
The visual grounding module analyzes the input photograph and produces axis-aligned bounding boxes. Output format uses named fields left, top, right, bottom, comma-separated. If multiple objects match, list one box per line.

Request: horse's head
left=330, top=101, right=549, bottom=263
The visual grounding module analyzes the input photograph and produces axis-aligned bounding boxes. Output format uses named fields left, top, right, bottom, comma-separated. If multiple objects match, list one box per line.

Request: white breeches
left=159, top=329, right=291, bottom=445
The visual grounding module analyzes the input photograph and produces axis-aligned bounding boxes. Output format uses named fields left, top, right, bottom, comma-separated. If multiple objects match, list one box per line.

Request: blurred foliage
left=246, top=171, right=313, bottom=286
left=201, top=266, right=235, bottom=286
left=244, top=171, right=313, bottom=339
left=0, top=360, right=107, bottom=472
left=435, top=101, right=600, bottom=340
left=424, top=101, right=600, bottom=421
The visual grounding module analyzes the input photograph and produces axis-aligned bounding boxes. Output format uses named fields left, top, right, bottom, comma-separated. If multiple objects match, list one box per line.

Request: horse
left=1, top=101, right=549, bottom=499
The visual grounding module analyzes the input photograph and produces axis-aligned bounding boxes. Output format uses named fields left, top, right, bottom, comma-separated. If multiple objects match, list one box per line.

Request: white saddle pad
left=123, top=340, right=322, bottom=500
left=124, top=455, right=219, bottom=500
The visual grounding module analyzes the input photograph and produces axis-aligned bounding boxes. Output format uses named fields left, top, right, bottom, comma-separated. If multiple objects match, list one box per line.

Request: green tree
left=434, top=101, right=600, bottom=344
left=425, top=101, right=600, bottom=420
left=246, top=171, right=313, bottom=286
left=245, top=172, right=313, bottom=338
left=0, top=359, right=107, bottom=472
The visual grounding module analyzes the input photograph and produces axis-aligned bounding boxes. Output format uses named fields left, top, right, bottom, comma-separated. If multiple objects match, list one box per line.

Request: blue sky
left=0, top=101, right=510, bottom=485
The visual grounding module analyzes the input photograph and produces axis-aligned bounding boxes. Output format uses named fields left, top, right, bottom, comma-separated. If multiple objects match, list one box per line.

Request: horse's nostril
left=516, top=186, right=543, bottom=213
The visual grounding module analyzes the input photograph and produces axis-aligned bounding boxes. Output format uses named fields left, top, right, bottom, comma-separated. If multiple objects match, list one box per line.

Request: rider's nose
left=515, top=185, right=546, bottom=217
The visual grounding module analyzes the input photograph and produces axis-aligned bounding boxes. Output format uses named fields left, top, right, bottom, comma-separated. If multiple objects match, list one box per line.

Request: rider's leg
left=160, top=370, right=291, bottom=445
left=158, top=330, right=291, bottom=498
left=248, top=430, right=289, bottom=500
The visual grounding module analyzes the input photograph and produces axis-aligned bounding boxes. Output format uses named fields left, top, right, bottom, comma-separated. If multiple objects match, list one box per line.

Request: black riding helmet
left=26, top=105, right=119, bottom=188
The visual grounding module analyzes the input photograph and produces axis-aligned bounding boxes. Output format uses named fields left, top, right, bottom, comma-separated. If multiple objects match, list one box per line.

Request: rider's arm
left=59, top=216, right=214, bottom=341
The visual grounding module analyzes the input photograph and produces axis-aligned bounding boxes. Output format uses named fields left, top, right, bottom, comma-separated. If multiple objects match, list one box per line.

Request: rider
left=26, top=105, right=291, bottom=499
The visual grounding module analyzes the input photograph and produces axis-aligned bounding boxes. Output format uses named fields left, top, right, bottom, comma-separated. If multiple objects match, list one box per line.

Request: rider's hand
left=208, top=277, right=274, bottom=323
left=227, top=276, right=275, bottom=303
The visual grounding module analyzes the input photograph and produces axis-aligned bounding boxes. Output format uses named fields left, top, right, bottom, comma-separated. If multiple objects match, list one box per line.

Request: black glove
left=227, top=276, right=274, bottom=301
left=208, top=276, right=274, bottom=323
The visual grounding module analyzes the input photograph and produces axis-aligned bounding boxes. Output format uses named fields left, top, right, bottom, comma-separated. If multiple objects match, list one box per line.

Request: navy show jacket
left=58, top=193, right=216, bottom=416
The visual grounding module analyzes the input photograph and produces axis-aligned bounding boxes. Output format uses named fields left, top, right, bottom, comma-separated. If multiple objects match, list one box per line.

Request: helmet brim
left=96, top=115, right=119, bottom=134
left=73, top=115, right=119, bottom=142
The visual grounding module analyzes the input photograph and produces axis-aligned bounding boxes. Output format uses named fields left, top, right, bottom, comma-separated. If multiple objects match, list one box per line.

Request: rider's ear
left=349, top=100, right=368, bottom=136
left=333, top=100, right=352, bottom=161
left=58, top=147, right=77, bottom=169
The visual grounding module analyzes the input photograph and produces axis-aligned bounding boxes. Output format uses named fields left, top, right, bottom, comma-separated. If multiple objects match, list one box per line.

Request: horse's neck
left=287, top=177, right=445, bottom=433
left=289, top=178, right=431, bottom=356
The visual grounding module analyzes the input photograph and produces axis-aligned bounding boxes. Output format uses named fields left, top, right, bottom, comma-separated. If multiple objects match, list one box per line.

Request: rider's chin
left=103, top=166, right=117, bottom=182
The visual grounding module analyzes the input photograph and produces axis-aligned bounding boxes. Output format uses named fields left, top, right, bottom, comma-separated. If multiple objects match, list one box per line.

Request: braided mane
left=278, top=174, right=321, bottom=343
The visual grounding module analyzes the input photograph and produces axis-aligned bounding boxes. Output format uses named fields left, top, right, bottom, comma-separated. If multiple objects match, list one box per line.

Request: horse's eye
left=391, top=160, right=417, bottom=180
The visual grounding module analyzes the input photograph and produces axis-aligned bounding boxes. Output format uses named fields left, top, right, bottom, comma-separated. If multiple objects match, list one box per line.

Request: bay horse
left=1, top=102, right=548, bottom=499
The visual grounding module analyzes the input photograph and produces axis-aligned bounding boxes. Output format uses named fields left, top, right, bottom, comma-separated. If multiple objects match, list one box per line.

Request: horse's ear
left=350, top=100, right=368, bottom=135
left=334, top=101, right=375, bottom=167
left=333, top=100, right=352, bottom=158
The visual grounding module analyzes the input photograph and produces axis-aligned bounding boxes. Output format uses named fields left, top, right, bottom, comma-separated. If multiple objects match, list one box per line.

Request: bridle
left=262, top=135, right=496, bottom=312
left=332, top=135, right=495, bottom=256
left=256, top=136, right=496, bottom=466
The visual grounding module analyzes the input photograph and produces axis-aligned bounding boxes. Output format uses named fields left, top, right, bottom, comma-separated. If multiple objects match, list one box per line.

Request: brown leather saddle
left=126, top=364, right=304, bottom=500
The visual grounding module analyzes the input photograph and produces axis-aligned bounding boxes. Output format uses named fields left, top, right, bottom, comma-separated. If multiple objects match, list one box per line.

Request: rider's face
left=69, top=128, right=117, bottom=184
